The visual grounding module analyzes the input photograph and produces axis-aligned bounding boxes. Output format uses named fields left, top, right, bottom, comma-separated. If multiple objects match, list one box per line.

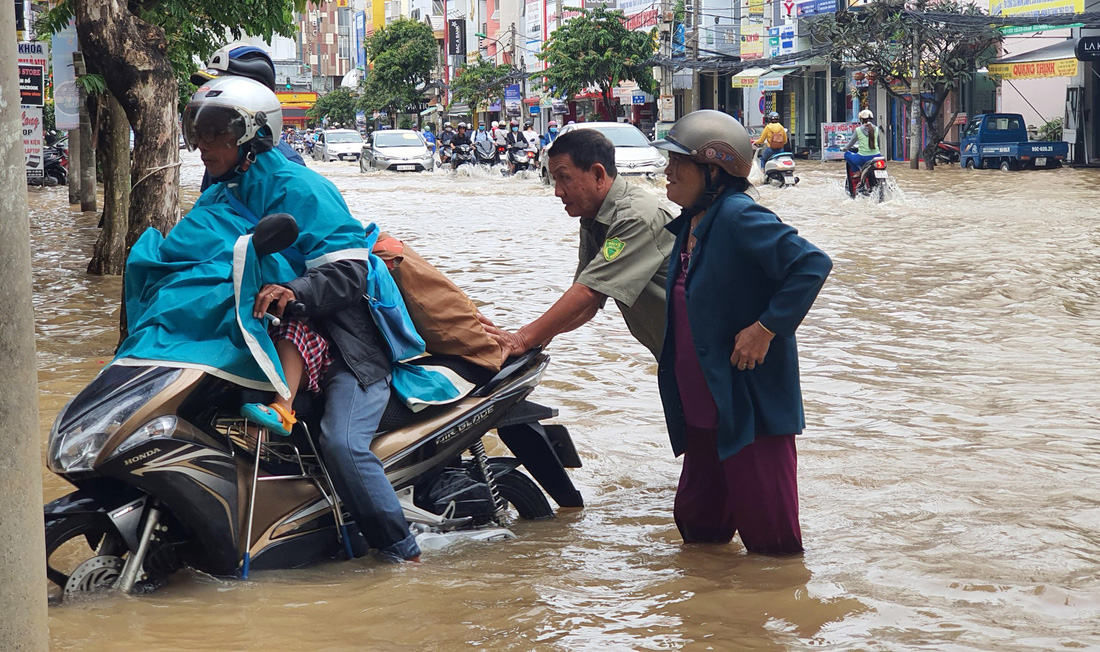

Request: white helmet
left=491, top=120, right=499, bottom=128
left=182, top=76, right=282, bottom=152
left=859, top=109, right=874, bottom=121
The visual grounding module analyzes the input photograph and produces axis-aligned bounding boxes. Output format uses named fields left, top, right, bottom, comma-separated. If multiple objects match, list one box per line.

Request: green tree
left=808, top=0, right=1001, bottom=169
left=538, top=5, right=657, bottom=116
left=309, top=87, right=359, bottom=126
left=449, top=57, right=515, bottom=116
left=358, top=18, right=437, bottom=126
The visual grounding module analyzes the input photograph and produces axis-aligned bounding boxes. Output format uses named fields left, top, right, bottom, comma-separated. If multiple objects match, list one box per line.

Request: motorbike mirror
left=253, top=213, right=299, bottom=256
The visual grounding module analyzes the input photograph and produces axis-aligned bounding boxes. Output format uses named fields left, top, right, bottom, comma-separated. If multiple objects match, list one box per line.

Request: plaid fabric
left=270, top=320, right=332, bottom=394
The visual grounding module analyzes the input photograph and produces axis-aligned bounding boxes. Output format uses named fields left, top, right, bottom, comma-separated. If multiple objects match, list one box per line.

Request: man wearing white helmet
left=844, top=109, right=882, bottom=196
left=183, top=75, right=423, bottom=562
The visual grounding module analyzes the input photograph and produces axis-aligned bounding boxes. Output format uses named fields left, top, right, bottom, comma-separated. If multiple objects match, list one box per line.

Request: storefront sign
left=798, top=0, right=836, bottom=16
left=19, top=64, right=43, bottom=106
left=731, top=74, right=759, bottom=89
left=987, top=58, right=1079, bottom=79
left=741, top=25, right=763, bottom=60
left=1075, top=36, right=1100, bottom=61
left=991, top=0, right=1083, bottom=34
left=748, top=0, right=764, bottom=16
left=448, top=19, right=466, bottom=55
left=820, top=122, right=859, bottom=161
left=24, top=106, right=44, bottom=181
left=759, top=75, right=784, bottom=92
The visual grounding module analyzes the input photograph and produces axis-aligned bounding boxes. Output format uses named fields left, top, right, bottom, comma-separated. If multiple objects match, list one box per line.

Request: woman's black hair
left=679, top=160, right=754, bottom=218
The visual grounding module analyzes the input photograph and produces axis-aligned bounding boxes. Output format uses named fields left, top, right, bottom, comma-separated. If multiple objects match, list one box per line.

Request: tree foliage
left=308, top=87, right=359, bottom=126
left=357, top=18, right=437, bottom=123
left=538, top=6, right=657, bottom=115
left=809, top=0, right=1002, bottom=168
left=449, top=57, right=516, bottom=114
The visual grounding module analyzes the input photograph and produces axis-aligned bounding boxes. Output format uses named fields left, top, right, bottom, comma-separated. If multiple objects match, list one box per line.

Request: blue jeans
left=320, top=364, right=420, bottom=560
left=844, top=151, right=878, bottom=174
left=759, top=147, right=779, bottom=170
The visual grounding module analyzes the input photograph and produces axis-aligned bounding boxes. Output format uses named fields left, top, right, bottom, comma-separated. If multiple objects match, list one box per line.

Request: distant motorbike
left=934, top=141, right=960, bottom=165
left=758, top=149, right=799, bottom=187
left=506, top=143, right=536, bottom=174
left=474, top=140, right=500, bottom=166
left=847, top=156, right=889, bottom=202
left=44, top=146, right=68, bottom=185
left=451, top=143, right=475, bottom=170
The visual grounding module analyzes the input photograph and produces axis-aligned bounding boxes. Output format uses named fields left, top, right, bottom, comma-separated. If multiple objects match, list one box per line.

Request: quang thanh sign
left=991, top=0, right=1083, bottom=35
left=987, top=57, right=1079, bottom=79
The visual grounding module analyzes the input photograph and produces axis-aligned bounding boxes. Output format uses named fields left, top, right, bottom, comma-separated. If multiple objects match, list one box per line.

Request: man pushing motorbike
left=183, top=76, right=421, bottom=562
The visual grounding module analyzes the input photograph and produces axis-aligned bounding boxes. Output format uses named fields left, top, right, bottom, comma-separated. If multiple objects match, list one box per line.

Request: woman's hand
left=254, top=284, right=296, bottom=319
left=730, top=321, right=775, bottom=371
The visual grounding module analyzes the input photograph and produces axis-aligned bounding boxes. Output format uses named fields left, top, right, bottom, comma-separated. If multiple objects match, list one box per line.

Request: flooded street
left=33, top=151, right=1100, bottom=649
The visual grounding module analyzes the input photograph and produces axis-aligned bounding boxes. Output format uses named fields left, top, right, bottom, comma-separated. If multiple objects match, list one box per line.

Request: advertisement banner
left=731, top=73, right=760, bottom=88
left=52, top=23, right=80, bottom=129
left=821, top=122, right=859, bottom=160
left=748, top=0, right=764, bottom=16
left=504, top=84, right=522, bottom=117
left=987, top=58, right=1079, bottom=79
left=19, top=64, right=44, bottom=106
left=779, top=25, right=796, bottom=55
left=23, top=106, right=44, bottom=181
left=991, top=0, right=1083, bottom=33
left=448, top=19, right=466, bottom=55
left=741, top=25, right=764, bottom=60
left=659, top=95, right=675, bottom=122
left=354, top=12, right=367, bottom=68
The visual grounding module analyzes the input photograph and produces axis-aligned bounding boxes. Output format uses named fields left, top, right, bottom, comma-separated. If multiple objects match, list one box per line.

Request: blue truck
left=959, top=113, right=1068, bottom=171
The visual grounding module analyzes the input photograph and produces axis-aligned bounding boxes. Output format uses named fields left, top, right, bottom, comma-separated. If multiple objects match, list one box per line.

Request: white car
left=539, top=122, right=666, bottom=184
left=360, top=130, right=434, bottom=172
left=312, top=129, right=363, bottom=162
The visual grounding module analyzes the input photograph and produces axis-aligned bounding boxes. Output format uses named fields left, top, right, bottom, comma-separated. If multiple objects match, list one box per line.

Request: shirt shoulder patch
left=602, top=237, right=625, bottom=261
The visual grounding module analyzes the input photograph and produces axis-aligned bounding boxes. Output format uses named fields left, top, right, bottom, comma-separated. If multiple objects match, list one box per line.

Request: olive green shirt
left=574, top=175, right=675, bottom=359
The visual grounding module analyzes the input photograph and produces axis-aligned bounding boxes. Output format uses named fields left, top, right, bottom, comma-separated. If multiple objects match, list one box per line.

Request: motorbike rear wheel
left=44, top=512, right=126, bottom=604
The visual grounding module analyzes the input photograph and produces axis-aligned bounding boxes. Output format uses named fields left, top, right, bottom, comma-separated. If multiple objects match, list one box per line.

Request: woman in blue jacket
left=652, top=110, right=832, bottom=554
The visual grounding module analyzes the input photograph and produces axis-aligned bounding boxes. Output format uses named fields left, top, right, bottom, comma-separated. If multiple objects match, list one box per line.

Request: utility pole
left=68, top=51, right=82, bottom=205
left=689, top=0, right=699, bottom=113
left=909, top=1, right=923, bottom=169
left=0, top=2, right=50, bottom=648
left=74, top=53, right=96, bottom=211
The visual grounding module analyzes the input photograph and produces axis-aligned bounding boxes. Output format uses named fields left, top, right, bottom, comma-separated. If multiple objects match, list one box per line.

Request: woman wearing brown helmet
left=652, top=110, right=832, bottom=554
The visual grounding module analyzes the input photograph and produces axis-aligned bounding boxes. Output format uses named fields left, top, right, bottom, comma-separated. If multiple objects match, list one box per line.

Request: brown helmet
left=653, top=110, right=753, bottom=179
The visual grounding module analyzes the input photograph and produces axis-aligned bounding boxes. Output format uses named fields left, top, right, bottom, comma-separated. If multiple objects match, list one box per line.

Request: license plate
left=1035, top=157, right=1046, bottom=166
left=396, top=164, right=416, bottom=171
left=873, top=170, right=888, bottom=179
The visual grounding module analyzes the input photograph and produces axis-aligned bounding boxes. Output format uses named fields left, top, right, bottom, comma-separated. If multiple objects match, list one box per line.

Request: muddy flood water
left=30, top=151, right=1100, bottom=650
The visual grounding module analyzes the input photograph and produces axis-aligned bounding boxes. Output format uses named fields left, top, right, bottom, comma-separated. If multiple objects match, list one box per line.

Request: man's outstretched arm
left=483, top=283, right=604, bottom=358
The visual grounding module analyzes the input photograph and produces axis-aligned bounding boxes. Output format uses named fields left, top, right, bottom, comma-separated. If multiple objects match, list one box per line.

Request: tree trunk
left=87, top=89, right=130, bottom=275
left=72, top=0, right=180, bottom=252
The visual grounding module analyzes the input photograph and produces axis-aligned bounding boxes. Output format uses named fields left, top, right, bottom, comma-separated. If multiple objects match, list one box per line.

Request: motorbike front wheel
left=44, top=512, right=127, bottom=604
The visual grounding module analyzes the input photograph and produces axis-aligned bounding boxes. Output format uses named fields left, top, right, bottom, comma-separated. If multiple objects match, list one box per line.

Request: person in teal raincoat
left=181, top=75, right=430, bottom=561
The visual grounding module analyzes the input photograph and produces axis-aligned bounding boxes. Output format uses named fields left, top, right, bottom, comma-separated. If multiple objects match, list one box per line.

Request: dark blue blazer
left=657, top=189, right=832, bottom=460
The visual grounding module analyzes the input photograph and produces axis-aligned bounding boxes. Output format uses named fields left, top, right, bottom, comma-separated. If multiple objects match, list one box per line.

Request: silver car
left=360, top=130, right=434, bottom=172
left=539, top=122, right=666, bottom=185
left=312, top=129, right=364, bottom=162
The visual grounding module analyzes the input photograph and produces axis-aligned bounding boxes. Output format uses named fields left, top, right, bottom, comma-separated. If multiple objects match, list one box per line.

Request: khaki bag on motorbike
left=373, top=234, right=503, bottom=372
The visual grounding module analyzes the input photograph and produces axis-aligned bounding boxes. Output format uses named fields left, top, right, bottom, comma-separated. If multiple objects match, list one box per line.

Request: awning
left=446, top=103, right=471, bottom=116
left=419, top=105, right=440, bottom=116
left=988, top=39, right=1079, bottom=79
left=732, top=67, right=767, bottom=89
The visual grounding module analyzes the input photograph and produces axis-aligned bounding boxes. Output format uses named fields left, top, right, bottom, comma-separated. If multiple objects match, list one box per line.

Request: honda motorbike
left=474, top=140, right=500, bottom=166
left=451, top=144, right=475, bottom=170
left=43, top=214, right=582, bottom=604
left=848, top=156, right=889, bottom=202
left=439, top=142, right=454, bottom=165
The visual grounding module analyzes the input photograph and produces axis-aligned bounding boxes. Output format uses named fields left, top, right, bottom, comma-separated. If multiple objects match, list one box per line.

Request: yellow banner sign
left=731, top=75, right=759, bottom=89
left=990, top=0, right=1082, bottom=17
left=987, top=58, right=1078, bottom=79
left=276, top=92, right=319, bottom=103
left=749, top=0, right=764, bottom=16
left=741, top=25, right=764, bottom=60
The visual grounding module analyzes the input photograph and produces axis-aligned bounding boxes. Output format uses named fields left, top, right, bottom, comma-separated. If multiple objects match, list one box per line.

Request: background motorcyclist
left=473, top=123, right=492, bottom=144
left=450, top=122, right=472, bottom=147
left=421, top=125, right=436, bottom=154
left=753, top=111, right=788, bottom=171
left=523, top=122, right=541, bottom=152
left=844, top=109, right=883, bottom=196
left=540, top=120, right=560, bottom=148
left=439, top=122, right=455, bottom=147
left=491, top=120, right=508, bottom=147
left=184, top=76, right=421, bottom=562
left=192, top=43, right=304, bottom=191
left=505, top=120, right=529, bottom=173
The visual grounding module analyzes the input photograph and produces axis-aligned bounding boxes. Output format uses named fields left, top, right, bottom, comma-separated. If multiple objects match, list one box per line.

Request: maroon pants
left=674, top=427, right=803, bottom=554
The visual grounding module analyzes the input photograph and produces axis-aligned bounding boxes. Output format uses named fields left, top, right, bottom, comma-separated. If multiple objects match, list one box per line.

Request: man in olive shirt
left=488, top=129, right=674, bottom=359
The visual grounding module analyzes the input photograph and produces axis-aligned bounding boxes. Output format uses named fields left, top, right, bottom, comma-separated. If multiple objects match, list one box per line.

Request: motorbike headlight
left=48, top=368, right=182, bottom=473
